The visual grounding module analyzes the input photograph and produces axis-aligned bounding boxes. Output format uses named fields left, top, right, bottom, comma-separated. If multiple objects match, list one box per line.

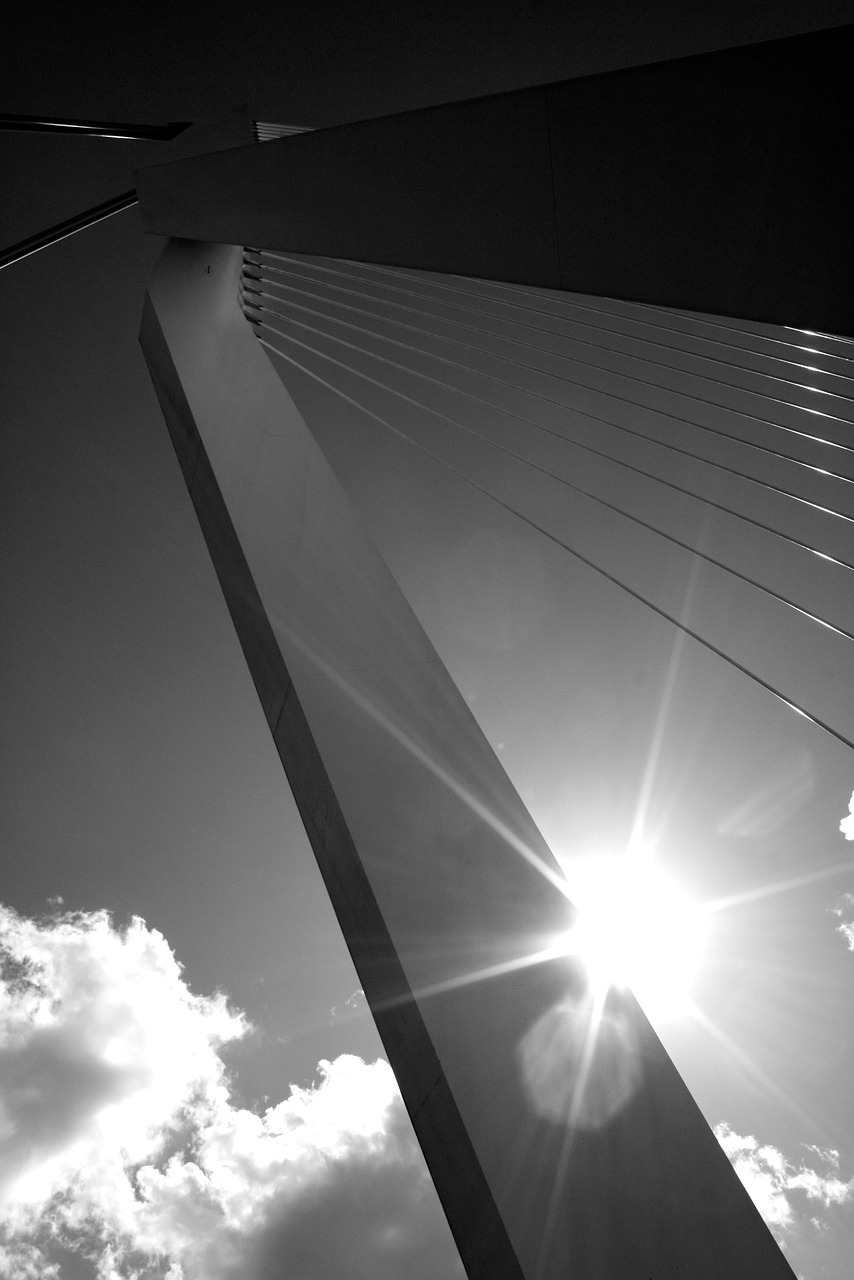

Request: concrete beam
left=135, top=26, right=853, bottom=335
left=140, top=238, right=795, bottom=1279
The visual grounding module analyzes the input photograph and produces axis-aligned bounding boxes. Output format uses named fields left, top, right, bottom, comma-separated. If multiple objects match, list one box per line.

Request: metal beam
left=0, top=190, right=138, bottom=271
left=0, top=113, right=191, bottom=140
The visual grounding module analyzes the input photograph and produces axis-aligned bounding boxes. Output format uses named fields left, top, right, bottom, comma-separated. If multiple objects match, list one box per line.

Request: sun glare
left=556, top=852, right=708, bottom=1021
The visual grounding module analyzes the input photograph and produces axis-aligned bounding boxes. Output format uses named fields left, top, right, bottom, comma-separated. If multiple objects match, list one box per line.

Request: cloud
left=831, top=894, right=854, bottom=951
left=0, top=905, right=463, bottom=1280
left=330, top=988, right=366, bottom=1022
left=714, top=1123, right=853, bottom=1233
left=840, top=790, right=854, bottom=841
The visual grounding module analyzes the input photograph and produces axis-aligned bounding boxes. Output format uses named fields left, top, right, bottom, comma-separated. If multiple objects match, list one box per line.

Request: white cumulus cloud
left=831, top=894, right=854, bottom=951
left=714, top=1123, right=853, bottom=1234
left=840, top=790, right=854, bottom=841
left=0, top=904, right=463, bottom=1280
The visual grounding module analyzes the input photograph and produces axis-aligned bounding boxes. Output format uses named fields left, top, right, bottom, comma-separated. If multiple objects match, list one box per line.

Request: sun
left=555, top=851, right=708, bottom=1021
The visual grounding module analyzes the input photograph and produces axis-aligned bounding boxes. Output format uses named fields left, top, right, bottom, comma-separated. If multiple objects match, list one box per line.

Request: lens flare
left=555, top=852, right=708, bottom=1021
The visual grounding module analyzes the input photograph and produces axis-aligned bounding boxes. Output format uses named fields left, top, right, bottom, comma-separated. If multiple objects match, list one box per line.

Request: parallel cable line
left=245, top=300, right=854, bottom=633
left=249, top=254, right=854, bottom=409
left=243, top=276, right=854, bottom=564
left=246, top=291, right=854, bottom=564
left=243, top=253, right=854, bottom=745
left=248, top=308, right=854, bottom=641
left=242, top=287, right=854, bottom=567
left=243, top=294, right=854, bottom=629
left=595, top=298, right=854, bottom=362
left=251, top=325, right=854, bottom=755
left=786, top=329, right=854, bottom=349
left=359, top=255, right=854, bottom=373
left=480, top=276, right=854, bottom=366
left=267, top=251, right=854, bottom=397
left=251, top=254, right=854, bottom=450
left=256, top=252, right=854, bottom=395
left=344, top=256, right=854, bottom=374
left=311, top=252, right=854, bottom=378
left=245, top=273, right=854, bottom=505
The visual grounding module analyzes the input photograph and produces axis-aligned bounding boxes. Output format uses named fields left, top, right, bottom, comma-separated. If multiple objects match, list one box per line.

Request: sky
left=2, top=2, right=854, bottom=1278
